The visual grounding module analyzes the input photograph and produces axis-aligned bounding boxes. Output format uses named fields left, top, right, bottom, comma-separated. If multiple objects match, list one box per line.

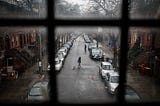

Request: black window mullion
left=118, top=0, right=129, bottom=104
left=51, top=0, right=160, bottom=105
left=48, top=0, right=57, bottom=104
left=54, top=20, right=122, bottom=26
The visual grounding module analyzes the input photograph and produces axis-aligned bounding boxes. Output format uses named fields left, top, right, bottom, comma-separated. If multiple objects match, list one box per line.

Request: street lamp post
left=38, top=32, right=43, bottom=74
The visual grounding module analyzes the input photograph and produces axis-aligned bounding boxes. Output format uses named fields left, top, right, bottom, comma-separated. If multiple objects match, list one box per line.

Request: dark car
left=125, top=85, right=141, bottom=102
left=25, top=80, right=50, bottom=103
left=115, top=84, right=141, bottom=102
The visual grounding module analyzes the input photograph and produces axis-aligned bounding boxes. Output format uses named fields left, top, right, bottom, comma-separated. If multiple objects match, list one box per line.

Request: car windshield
left=111, top=76, right=119, bottom=83
left=33, top=81, right=48, bottom=88
left=55, top=58, right=60, bottom=64
left=29, top=87, right=43, bottom=96
left=126, top=86, right=137, bottom=95
left=59, top=49, right=65, bottom=52
left=64, top=44, right=69, bottom=47
left=90, top=43, right=96, bottom=47
left=102, top=65, right=113, bottom=70
left=92, top=49, right=100, bottom=54
left=56, top=53, right=63, bottom=58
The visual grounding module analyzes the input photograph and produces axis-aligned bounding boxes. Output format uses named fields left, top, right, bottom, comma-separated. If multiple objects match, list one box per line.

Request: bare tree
left=130, top=0, right=160, bottom=18
left=15, top=0, right=33, bottom=11
left=89, top=0, right=121, bottom=17
left=55, top=0, right=81, bottom=16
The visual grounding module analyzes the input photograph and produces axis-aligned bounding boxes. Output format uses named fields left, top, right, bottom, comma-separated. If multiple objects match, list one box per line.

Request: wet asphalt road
left=57, top=35, right=160, bottom=104
left=57, top=36, right=116, bottom=104
left=0, top=35, right=160, bottom=104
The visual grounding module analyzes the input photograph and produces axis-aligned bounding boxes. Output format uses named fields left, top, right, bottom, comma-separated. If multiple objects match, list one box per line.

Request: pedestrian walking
left=84, top=44, right=87, bottom=53
left=77, top=56, right=81, bottom=68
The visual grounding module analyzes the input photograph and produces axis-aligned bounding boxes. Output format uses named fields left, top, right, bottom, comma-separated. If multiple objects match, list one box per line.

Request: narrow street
left=57, top=36, right=115, bottom=104
left=57, top=34, right=160, bottom=103
left=0, top=34, right=160, bottom=103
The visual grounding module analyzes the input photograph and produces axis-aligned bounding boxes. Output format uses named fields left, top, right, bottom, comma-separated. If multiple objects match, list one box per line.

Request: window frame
left=0, top=0, right=160, bottom=105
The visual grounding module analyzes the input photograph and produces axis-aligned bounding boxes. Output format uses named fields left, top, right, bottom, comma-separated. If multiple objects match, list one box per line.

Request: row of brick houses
left=129, top=28, right=160, bottom=50
left=0, top=27, right=47, bottom=76
left=128, top=27, right=160, bottom=77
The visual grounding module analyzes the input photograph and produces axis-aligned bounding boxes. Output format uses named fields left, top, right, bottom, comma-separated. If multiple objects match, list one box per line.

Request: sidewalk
left=98, top=41, right=114, bottom=59
left=0, top=54, right=49, bottom=102
left=127, top=65, right=160, bottom=102
left=22, top=54, right=49, bottom=81
left=99, top=41, right=160, bottom=102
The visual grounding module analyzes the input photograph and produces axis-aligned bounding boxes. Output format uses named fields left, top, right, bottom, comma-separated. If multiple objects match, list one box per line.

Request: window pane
left=0, top=27, right=50, bottom=103
left=55, top=26, right=121, bottom=104
left=129, top=0, right=160, bottom=19
left=0, top=0, right=47, bottom=19
left=127, top=27, right=160, bottom=102
left=55, top=0, right=122, bottom=20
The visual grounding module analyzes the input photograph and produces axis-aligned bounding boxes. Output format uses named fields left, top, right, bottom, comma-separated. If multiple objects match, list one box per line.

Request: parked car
left=66, top=41, right=73, bottom=47
left=99, top=61, right=115, bottom=79
left=55, top=57, right=63, bottom=72
left=125, top=84, right=141, bottom=102
left=85, top=38, right=91, bottom=43
left=63, top=43, right=71, bottom=50
left=115, top=84, right=141, bottom=102
left=88, top=42, right=97, bottom=51
left=58, top=47, right=68, bottom=57
left=1, top=68, right=18, bottom=80
left=90, top=48, right=105, bottom=61
left=83, top=34, right=91, bottom=43
left=47, top=63, right=50, bottom=71
left=56, top=52, right=65, bottom=62
left=104, top=72, right=119, bottom=94
left=62, top=46, right=69, bottom=54
left=25, top=80, right=50, bottom=103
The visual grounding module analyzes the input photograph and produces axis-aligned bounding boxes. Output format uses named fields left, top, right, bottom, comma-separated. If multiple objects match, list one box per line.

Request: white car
left=99, top=62, right=115, bottom=78
left=56, top=52, right=65, bottom=62
left=55, top=57, right=63, bottom=72
left=88, top=42, right=97, bottom=51
left=104, top=72, right=119, bottom=94
left=58, top=47, right=68, bottom=57
left=47, top=63, right=50, bottom=71
left=90, top=48, right=104, bottom=60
